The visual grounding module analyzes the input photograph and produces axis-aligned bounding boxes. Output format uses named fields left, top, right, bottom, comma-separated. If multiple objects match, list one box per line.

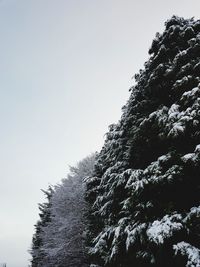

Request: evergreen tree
left=30, top=154, right=96, bottom=267
left=30, top=186, right=54, bottom=267
left=86, top=16, right=200, bottom=267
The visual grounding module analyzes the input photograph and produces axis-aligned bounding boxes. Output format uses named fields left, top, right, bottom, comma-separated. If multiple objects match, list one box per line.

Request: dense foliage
left=31, top=16, right=200, bottom=267
left=30, top=154, right=96, bottom=267
left=30, top=186, right=54, bottom=267
left=86, top=16, right=200, bottom=267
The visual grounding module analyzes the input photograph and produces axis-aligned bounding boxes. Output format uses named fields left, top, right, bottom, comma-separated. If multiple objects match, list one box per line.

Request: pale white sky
left=0, top=1, right=200, bottom=266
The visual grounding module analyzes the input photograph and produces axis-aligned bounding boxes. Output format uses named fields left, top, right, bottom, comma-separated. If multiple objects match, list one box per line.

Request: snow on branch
left=173, top=242, right=200, bottom=267
left=147, top=214, right=183, bottom=245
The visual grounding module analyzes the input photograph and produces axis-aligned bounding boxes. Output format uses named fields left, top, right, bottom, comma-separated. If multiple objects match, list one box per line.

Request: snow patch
left=147, top=214, right=183, bottom=244
left=173, top=242, right=200, bottom=267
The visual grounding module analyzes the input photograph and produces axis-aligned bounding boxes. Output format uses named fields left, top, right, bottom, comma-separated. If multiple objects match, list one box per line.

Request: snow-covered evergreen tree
left=30, top=186, right=54, bottom=267
left=86, top=16, right=200, bottom=267
left=30, top=154, right=96, bottom=267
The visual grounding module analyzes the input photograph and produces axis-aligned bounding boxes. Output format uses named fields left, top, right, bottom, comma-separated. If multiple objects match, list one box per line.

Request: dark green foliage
left=86, top=16, right=200, bottom=267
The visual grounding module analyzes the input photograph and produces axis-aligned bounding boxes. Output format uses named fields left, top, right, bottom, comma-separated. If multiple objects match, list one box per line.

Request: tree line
left=30, top=16, right=200, bottom=267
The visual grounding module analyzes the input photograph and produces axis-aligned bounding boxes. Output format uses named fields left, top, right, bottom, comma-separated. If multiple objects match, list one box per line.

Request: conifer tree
left=86, top=16, right=200, bottom=267
left=30, top=154, right=96, bottom=267
left=30, top=186, right=54, bottom=267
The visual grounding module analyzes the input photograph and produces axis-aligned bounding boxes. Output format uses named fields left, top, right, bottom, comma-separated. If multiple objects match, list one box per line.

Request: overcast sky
left=0, top=0, right=200, bottom=266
